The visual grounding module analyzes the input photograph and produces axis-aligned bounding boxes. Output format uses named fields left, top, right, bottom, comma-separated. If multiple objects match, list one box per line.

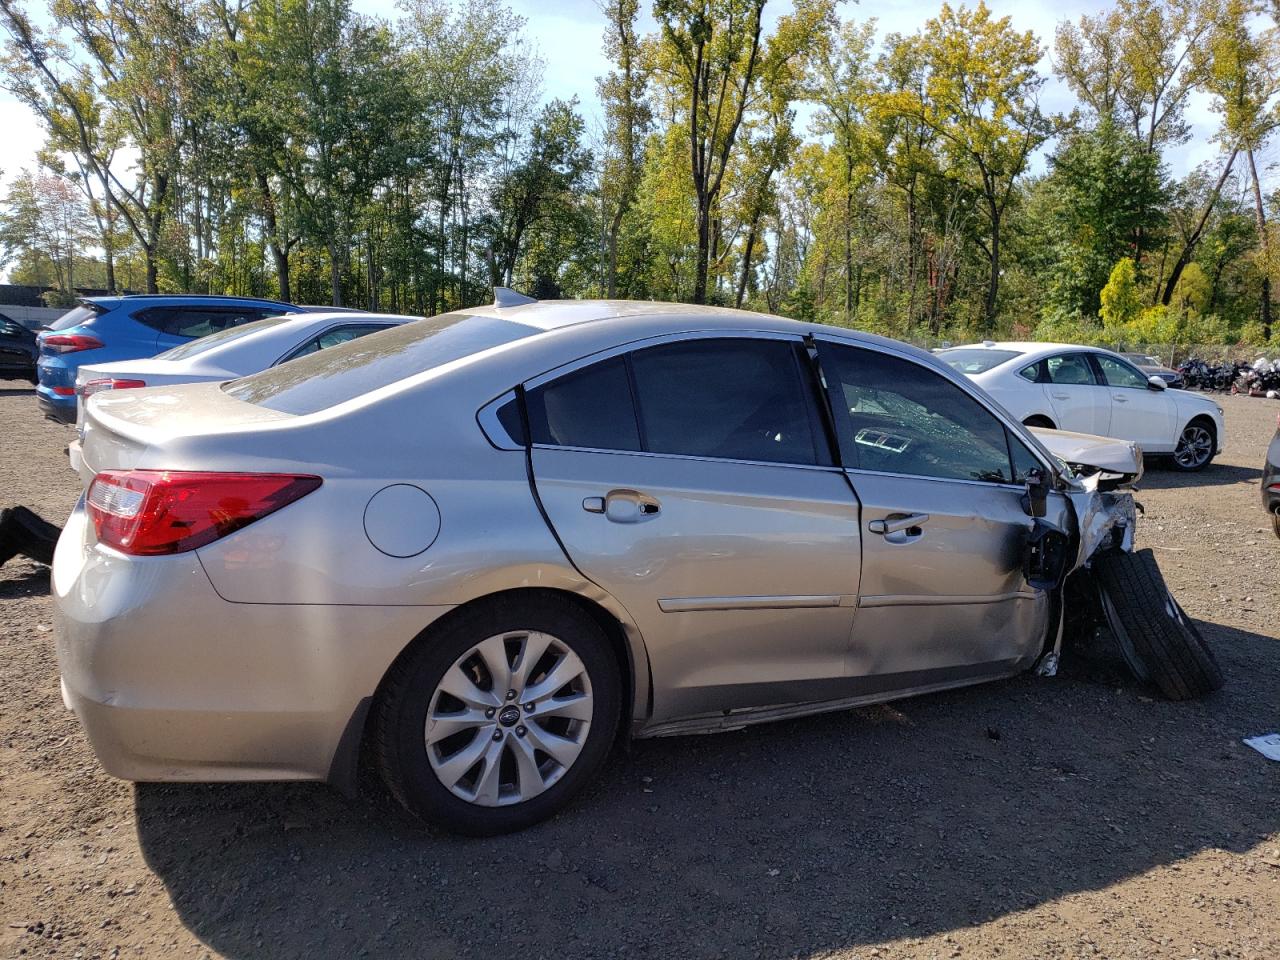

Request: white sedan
left=938, top=342, right=1225, bottom=471
left=75, top=310, right=420, bottom=413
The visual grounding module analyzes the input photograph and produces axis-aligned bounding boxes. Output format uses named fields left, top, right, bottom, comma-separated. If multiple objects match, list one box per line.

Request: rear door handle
left=586, top=489, right=662, bottom=523
left=1113, top=394, right=1128, bottom=402
left=868, top=513, right=929, bottom=535
left=1051, top=392, right=1069, bottom=400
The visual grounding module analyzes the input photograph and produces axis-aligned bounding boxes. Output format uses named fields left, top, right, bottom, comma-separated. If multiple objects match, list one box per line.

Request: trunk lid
left=77, top=381, right=294, bottom=483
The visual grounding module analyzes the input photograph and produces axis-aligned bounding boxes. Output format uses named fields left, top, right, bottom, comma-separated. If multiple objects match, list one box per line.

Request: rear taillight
left=86, top=470, right=321, bottom=556
left=82, top=378, right=146, bottom=398
left=51, top=386, right=76, bottom=396
left=42, top=333, right=104, bottom=354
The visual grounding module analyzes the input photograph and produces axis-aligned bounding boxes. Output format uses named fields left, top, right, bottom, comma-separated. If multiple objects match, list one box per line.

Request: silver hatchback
left=55, top=297, right=1131, bottom=834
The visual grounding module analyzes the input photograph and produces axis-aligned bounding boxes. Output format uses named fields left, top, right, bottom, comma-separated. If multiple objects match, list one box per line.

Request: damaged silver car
left=53, top=295, right=1220, bottom=835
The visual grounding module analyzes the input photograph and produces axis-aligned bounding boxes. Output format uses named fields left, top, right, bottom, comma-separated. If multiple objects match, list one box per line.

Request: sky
left=0, top=0, right=1245, bottom=212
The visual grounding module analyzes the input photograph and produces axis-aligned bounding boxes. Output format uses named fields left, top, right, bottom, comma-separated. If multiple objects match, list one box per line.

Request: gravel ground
left=1, top=385, right=1277, bottom=960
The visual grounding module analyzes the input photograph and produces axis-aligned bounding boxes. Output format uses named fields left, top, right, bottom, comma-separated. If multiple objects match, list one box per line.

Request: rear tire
left=374, top=595, right=621, bottom=835
left=1090, top=549, right=1223, bottom=700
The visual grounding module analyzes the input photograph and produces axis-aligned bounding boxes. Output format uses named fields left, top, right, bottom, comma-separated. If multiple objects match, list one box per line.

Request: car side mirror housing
left=1021, top=467, right=1049, bottom=519
left=1147, top=375, right=1167, bottom=391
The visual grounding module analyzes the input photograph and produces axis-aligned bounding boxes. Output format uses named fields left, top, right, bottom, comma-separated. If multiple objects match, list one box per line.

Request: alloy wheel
left=425, top=630, right=593, bottom=807
left=1173, top=424, right=1213, bottom=469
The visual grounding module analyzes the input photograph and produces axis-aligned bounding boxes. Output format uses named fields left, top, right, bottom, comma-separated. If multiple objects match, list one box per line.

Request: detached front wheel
left=1090, top=548, right=1223, bottom=700
left=375, top=595, right=621, bottom=835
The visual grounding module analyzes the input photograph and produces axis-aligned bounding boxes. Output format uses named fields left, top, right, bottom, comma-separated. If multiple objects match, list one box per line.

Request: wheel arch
left=1022, top=413, right=1056, bottom=429
left=329, top=585, right=651, bottom=796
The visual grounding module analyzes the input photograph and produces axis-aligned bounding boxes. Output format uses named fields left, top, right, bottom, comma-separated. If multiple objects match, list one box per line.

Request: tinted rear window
left=223, top=312, right=534, bottom=414
left=529, top=356, right=641, bottom=450
left=937, top=348, right=1023, bottom=374
left=156, top=314, right=296, bottom=361
left=49, top=304, right=101, bottom=331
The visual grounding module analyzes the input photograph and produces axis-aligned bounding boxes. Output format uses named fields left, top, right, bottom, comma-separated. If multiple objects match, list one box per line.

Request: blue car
left=36, top=295, right=298, bottom=422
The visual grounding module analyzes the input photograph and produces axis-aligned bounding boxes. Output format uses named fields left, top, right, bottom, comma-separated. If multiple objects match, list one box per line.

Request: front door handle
left=1113, top=394, right=1128, bottom=402
left=868, top=513, right=929, bottom=535
left=588, top=489, right=662, bottom=523
left=1051, top=392, right=1070, bottom=400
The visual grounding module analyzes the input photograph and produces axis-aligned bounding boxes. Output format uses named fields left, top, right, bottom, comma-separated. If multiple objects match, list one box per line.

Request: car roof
left=82, top=294, right=295, bottom=309
left=463, top=298, right=926, bottom=349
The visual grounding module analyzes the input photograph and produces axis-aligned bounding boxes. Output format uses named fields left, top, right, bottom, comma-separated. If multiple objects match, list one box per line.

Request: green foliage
left=0, top=0, right=1269, bottom=342
left=1100, top=258, right=1144, bottom=331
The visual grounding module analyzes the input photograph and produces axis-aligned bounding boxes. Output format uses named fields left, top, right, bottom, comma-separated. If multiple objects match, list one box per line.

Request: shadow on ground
left=0, top=565, right=49, bottom=599
left=134, top=619, right=1280, bottom=960
left=1139, top=461, right=1261, bottom=490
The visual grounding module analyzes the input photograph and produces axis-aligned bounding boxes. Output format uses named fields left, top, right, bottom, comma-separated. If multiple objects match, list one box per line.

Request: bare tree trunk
left=328, top=241, right=343, bottom=307
left=1161, top=149, right=1238, bottom=306
left=1246, top=147, right=1272, bottom=340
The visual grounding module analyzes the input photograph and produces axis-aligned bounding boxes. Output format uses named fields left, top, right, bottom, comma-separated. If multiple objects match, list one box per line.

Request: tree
left=488, top=98, right=594, bottom=290
left=598, top=0, right=651, bottom=297
left=1037, top=120, right=1169, bottom=316
left=904, top=2, right=1056, bottom=329
left=0, top=168, right=94, bottom=294
left=650, top=0, right=767, bottom=304
left=1100, top=257, right=1144, bottom=332
left=1200, top=0, right=1279, bottom=337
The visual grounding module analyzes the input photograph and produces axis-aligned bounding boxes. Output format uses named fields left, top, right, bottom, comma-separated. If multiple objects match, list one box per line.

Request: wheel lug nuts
left=515, top=725, right=526, bottom=737
left=492, top=730, right=503, bottom=741
left=523, top=703, right=534, bottom=712
left=485, top=708, right=495, bottom=719
left=506, top=689, right=516, bottom=700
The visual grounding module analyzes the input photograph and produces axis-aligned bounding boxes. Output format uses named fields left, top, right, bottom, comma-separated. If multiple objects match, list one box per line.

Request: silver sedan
left=55, top=295, right=1133, bottom=834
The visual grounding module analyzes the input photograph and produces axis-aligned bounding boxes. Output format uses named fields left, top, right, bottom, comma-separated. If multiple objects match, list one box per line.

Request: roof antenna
left=493, top=287, right=537, bottom=308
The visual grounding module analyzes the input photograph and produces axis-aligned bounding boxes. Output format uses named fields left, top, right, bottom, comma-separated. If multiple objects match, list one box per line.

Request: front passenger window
left=1094, top=354, right=1149, bottom=389
left=821, top=343, right=1014, bottom=484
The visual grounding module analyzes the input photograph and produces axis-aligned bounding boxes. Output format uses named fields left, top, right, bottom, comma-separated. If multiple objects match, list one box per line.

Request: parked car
left=36, top=295, right=299, bottom=423
left=1264, top=414, right=1280, bottom=538
left=938, top=342, right=1225, bottom=471
left=75, top=310, right=420, bottom=415
left=54, top=297, right=1214, bottom=835
left=1120, top=352, right=1184, bottom=389
left=0, top=313, right=37, bottom=383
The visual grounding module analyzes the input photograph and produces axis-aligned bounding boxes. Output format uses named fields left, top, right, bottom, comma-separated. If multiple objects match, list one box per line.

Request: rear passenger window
left=137, top=306, right=278, bottom=339
left=1045, top=354, right=1096, bottom=385
left=629, top=339, right=820, bottom=465
left=522, top=338, right=823, bottom=466
left=528, top=356, right=641, bottom=451
left=1019, top=362, right=1042, bottom=382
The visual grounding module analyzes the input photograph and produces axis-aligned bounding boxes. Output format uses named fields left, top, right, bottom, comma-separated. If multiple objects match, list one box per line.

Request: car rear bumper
left=52, top=503, right=452, bottom=783
left=36, top=386, right=76, bottom=423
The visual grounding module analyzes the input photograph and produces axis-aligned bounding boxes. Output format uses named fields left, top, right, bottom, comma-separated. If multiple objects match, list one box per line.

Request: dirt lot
left=1, top=386, right=1277, bottom=960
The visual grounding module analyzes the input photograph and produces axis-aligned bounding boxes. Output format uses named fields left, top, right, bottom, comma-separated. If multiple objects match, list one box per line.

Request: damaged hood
left=1029, top=427, right=1143, bottom=485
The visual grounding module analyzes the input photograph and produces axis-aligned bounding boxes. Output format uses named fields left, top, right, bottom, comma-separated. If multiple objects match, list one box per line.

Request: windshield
left=156, top=314, right=296, bottom=361
left=223, top=312, right=536, bottom=415
left=48, top=304, right=102, bottom=331
left=936, top=348, right=1023, bottom=374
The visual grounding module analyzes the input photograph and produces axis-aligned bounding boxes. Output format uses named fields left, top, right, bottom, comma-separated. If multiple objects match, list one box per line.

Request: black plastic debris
left=0, top=505, right=61, bottom=568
